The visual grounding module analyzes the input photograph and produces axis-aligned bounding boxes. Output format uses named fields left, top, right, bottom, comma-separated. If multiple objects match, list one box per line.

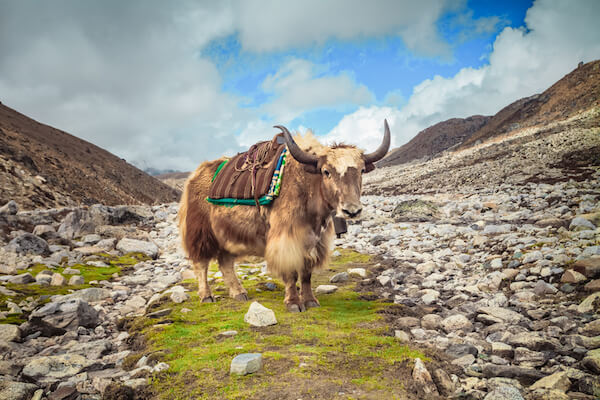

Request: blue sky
left=0, top=0, right=599, bottom=171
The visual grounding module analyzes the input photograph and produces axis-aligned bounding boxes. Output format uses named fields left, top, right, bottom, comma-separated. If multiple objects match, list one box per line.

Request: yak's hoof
left=233, top=293, right=249, bottom=301
left=286, top=303, right=306, bottom=313
left=305, top=300, right=320, bottom=309
left=201, top=296, right=215, bottom=303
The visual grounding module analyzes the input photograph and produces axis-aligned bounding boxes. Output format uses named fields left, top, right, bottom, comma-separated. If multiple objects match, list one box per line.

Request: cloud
left=234, top=0, right=461, bottom=56
left=324, top=0, right=600, bottom=150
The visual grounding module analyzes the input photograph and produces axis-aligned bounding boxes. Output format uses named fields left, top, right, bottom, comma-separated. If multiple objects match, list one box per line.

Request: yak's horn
left=363, top=119, right=391, bottom=163
left=274, top=125, right=318, bottom=166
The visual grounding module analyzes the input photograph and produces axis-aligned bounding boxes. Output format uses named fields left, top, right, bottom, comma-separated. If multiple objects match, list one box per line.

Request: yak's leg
left=282, top=271, right=305, bottom=312
left=193, top=260, right=214, bottom=303
left=300, top=268, right=320, bottom=309
left=218, top=252, right=248, bottom=301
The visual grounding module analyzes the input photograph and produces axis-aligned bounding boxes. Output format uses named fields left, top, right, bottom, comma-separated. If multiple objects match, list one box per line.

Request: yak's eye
left=361, top=167, right=366, bottom=174
left=323, top=169, right=331, bottom=178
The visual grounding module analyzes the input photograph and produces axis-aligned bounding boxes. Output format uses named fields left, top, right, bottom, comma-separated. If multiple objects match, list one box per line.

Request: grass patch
left=133, top=250, right=425, bottom=400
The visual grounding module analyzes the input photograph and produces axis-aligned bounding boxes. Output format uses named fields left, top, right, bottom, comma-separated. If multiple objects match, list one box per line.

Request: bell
left=333, top=217, right=347, bottom=238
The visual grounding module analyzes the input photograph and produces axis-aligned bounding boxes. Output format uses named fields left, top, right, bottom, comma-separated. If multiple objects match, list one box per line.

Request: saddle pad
left=207, top=135, right=287, bottom=206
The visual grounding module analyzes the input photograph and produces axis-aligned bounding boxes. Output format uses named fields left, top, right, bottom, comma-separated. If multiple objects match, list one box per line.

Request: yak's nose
left=342, top=205, right=362, bottom=218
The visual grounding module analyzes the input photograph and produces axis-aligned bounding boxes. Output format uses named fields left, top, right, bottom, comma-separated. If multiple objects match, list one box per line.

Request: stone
left=219, top=330, right=238, bottom=337
left=514, top=347, right=546, bottom=367
left=330, top=272, right=349, bottom=283
left=0, top=264, right=17, bottom=274
left=490, top=258, right=503, bottom=269
left=68, top=275, right=85, bottom=285
left=482, top=364, right=545, bottom=385
left=421, top=290, right=440, bottom=305
left=483, top=384, right=524, bottom=400
left=394, top=330, right=410, bottom=342
left=57, top=209, right=95, bottom=239
left=116, top=238, right=159, bottom=259
left=577, top=293, right=600, bottom=314
left=22, top=354, right=93, bottom=383
left=492, top=342, right=514, bottom=359
left=348, top=268, right=367, bottom=278
left=50, top=273, right=66, bottom=286
left=573, top=257, right=600, bottom=279
left=377, top=275, right=391, bottom=286
left=582, top=348, right=600, bottom=373
left=396, top=317, right=420, bottom=329
left=0, top=380, right=38, bottom=400
left=8, top=273, right=35, bottom=284
left=30, top=298, right=99, bottom=331
left=82, top=234, right=102, bottom=245
left=441, top=314, right=473, bottom=333
left=230, top=353, right=262, bottom=375
left=146, top=308, right=172, bottom=318
left=508, top=332, right=557, bottom=351
left=32, top=225, right=58, bottom=240
left=6, top=234, right=50, bottom=255
left=446, top=343, right=478, bottom=358
left=530, top=371, right=571, bottom=392
left=62, top=267, right=81, bottom=275
left=412, top=358, right=438, bottom=395
left=581, top=320, right=600, bottom=336
left=393, top=200, right=439, bottom=222
left=478, top=307, right=522, bottom=324
left=584, top=279, right=600, bottom=292
left=421, top=314, right=442, bottom=330
left=315, top=285, right=338, bottom=294
left=432, top=368, right=454, bottom=397
left=534, top=280, right=558, bottom=296
left=483, top=224, right=512, bottom=235
left=561, top=270, right=587, bottom=284
left=170, top=291, right=190, bottom=304
left=452, top=354, right=476, bottom=367
left=523, top=251, right=543, bottom=264
left=59, top=287, right=112, bottom=303
left=0, top=200, right=18, bottom=215
left=244, top=302, right=277, bottom=327
left=0, top=324, right=21, bottom=342
left=570, top=216, right=596, bottom=231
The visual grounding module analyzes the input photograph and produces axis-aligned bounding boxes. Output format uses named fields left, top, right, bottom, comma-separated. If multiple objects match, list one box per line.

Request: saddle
left=207, top=134, right=287, bottom=207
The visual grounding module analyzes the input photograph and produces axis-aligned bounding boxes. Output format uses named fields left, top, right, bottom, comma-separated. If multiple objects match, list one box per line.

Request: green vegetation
left=130, top=249, right=426, bottom=400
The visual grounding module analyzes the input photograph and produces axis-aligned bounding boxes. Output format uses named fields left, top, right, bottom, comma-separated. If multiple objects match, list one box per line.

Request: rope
left=233, top=141, right=274, bottom=208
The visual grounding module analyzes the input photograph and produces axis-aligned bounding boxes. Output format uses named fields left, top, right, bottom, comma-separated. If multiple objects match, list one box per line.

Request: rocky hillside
left=378, top=115, right=490, bottom=167
left=0, top=103, right=180, bottom=210
left=380, top=59, right=600, bottom=167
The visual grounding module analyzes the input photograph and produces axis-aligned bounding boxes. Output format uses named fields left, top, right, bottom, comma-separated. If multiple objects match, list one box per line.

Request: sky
left=1, top=0, right=599, bottom=172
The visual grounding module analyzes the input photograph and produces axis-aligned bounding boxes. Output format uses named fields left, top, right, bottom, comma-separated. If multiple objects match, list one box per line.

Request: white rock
left=348, top=268, right=367, bottom=278
left=315, top=285, right=338, bottom=295
left=244, top=302, right=277, bottom=327
left=230, top=353, right=262, bottom=375
left=441, top=314, right=473, bottom=333
left=116, top=238, right=159, bottom=259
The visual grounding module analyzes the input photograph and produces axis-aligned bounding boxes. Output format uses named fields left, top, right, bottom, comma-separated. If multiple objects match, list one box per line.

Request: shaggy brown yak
left=179, top=121, right=390, bottom=311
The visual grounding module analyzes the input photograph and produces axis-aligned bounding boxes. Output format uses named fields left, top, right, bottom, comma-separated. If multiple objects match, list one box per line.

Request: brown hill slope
left=378, top=115, right=490, bottom=167
left=0, top=103, right=180, bottom=209
left=460, top=60, right=600, bottom=149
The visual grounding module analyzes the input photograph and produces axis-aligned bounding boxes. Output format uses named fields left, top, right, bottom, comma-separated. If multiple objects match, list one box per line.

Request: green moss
left=131, top=250, right=424, bottom=400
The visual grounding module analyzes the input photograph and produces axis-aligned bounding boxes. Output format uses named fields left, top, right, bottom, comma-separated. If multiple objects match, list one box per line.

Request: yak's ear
left=364, top=162, right=376, bottom=173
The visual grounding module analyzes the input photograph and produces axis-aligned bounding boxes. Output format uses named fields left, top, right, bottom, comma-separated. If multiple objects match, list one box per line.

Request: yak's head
left=275, top=120, right=390, bottom=219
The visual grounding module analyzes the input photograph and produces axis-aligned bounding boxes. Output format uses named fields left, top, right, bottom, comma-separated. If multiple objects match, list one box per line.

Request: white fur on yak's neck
left=292, top=131, right=365, bottom=177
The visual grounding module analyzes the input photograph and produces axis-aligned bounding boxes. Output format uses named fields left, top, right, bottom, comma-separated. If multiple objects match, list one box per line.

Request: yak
left=178, top=121, right=390, bottom=311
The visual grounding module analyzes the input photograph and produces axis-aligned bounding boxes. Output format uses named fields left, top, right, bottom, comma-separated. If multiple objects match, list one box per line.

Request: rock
left=482, top=364, right=545, bottom=385
left=421, top=290, right=440, bottom=305
left=483, top=224, right=512, bottom=235
left=394, top=330, right=410, bottom=342
left=153, top=362, right=170, bottom=373
left=244, top=302, right=277, bottom=327
left=492, top=342, right=514, bottom=359
left=82, top=234, right=102, bottom=245
left=50, top=273, right=66, bottom=286
left=412, top=358, right=438, bottom=395
left=170, top=291, right=189, bottom=304
left=0, top=264, right=17, bottom=274
left=530, top=371, right=571, bottom=392
left=507, top=332, right=557, bottom=351
left=32, top=225, right=58, bottom=240
left=6, top=233, right=50, bottom=255
left=348, top=268, right=367, bottom=278
left=446, top=343, right=478, bottom=358
left=230, top=353, right=262, bottom=375
left=534, top=280, right=558, bottom=296
left=523, top=251, right=543, bottom=264
left=96, top=238, right=117, bottom=251
left=584, top=279, right=600, bottom=292
left=396, top=317, right=420, bottom=329
left=561, top=270, right=587, bottom=284
left=59, top=287, right=111, bottom=303
left=452, top=354, right=476, bottom=367
left=570, top=217, right=596, bottom=231
left=0, top=200, right=18, bottom=215
left=146, top=308, right=172, bottom=318
left=581, top=320, right=600, bottom=336
left=441, top=314, right=473, bottom=333
left=330, top=272, right=349, bottom=283
left=432, top=368, right=454, bottom=397
left=57, top=209, right=95, bottom=239
left=22, top=354, right=93, bottom=383
left=483, top=384, right=524, bottom=400
left=377, top=275, right=391, bottom=286
left=0, top=380, right=38, bottom=400
left=219, top=330, right=238, bottom=337
left=315, top=285, right=338, bottom=294
left=478, top=307, right=522, bottom=324
left=8, top=273, right=35, bottom=284
left=582, top=349, right=600, bottom=373
left=30, top=298, right=99, bottom=331
left=0, top=324, right=21, bottom=342
left=577, top=293, right=600, bottom=314
left=392, top=200, right=439, bottom=222
left=116, top=238, right=159, bottom=259
left=68, top=275, right=85, bottom=285
left=421, top=314, right=442, bottom=330
left=514, top=347, right=546, bottom=367
left=573, top=257, right=600, bottom=279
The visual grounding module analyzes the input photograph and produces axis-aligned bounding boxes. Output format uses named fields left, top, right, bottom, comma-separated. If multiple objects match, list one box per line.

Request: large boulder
left=22, top=354, right=94, bottom=384
left=116, top=238, right=159, bottom=259
left=29, top=298, right=99, bottom=333
left=6, top=233, right=50, bottom=256
left=57, top=209, right=95, bottom=239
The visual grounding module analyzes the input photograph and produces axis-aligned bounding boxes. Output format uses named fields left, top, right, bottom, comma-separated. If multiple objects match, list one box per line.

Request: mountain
left=0, top=103, right=180, bottom=210
left=377, top=115, right=490, bottom=167
left=380, top=59, right=600, bottom=167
